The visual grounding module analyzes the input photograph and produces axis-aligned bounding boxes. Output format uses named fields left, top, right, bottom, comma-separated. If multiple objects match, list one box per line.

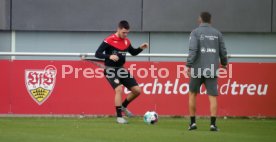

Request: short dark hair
left=118, top=20, right=130, bottom=29
left=200, top=12, right=211, bottom=23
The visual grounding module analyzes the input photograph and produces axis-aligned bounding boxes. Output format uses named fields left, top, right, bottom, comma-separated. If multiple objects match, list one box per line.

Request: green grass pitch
left=0, top=117, right=275, bottom=142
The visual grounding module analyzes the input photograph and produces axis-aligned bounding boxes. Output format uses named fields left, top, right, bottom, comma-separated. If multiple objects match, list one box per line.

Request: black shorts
left=189, top=76, right=218, bottom=96
left=104, top=67, right=138, bottom=90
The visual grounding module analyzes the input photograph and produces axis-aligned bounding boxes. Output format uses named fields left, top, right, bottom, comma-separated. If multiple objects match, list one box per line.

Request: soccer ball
left=143, top=111, right=158, bottom=124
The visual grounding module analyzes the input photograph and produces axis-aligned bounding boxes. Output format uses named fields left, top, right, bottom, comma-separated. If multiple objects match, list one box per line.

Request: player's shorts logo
left=25, top=65, right=57, bottom=105
left=114, top=78, right=120, bottom=84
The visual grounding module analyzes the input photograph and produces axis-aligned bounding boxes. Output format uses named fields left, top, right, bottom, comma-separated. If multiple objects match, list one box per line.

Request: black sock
left=211, top=116, right=216, bottom=126
left=116, top=106, right=122, bottom=117
left=122, top=99, right=130, bottom=108
left=190, top=116, right=196, bottom=124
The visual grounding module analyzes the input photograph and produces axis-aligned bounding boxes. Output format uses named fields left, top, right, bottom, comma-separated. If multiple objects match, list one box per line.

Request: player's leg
left=114, top=85, right=123, bottom=107
left=121, top=86, right=140, bottom=117
left=209, top=96, right=217, bottom=120
left=188, top=91, right=197, bottom=130
left=205, top=77, right=219, bottom=131
left=209, top=95, right=218, bottom=131
left=121, top=69, right=140, bottom=117
left=189, top=91, right=197, bottom=118
left=114, top=85, right=128, bottom=124
left=123, top=85, right=141, bottom=106
left=104, top=68, right=127, bottom=124
left=188, top=77, right=202, bottom=130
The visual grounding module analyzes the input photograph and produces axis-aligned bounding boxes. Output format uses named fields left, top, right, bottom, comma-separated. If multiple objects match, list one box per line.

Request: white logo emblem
left=201, top=47, right=206, bottom=53
left=25, top=65, right=57, bottom=105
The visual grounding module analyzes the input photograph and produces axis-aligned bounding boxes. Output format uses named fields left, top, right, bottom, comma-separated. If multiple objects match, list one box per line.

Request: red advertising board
left=0, top=60, right=275, bottom=116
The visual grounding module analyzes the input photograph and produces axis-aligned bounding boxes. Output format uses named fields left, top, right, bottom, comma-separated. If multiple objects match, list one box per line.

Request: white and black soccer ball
left=143, top=111, right=158, bottom=124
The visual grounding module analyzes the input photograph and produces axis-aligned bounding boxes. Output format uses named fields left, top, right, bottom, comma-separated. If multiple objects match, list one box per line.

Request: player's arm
left=128, top=43, right=148, bottom=56
left=95, top=42, right=110, bottom=59
left=186, top=30, right=199, bottom=68
left=218, top=32, right=228, bottom=67
left=95, top=42, right=119, bottom=61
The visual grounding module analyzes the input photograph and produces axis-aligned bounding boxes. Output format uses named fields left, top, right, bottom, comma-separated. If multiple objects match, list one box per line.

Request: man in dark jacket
left=186, top=12, right=228, bottom=131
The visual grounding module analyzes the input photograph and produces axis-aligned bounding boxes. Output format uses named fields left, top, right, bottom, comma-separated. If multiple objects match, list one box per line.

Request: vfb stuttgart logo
left=25, top=65, right=57, bottom=105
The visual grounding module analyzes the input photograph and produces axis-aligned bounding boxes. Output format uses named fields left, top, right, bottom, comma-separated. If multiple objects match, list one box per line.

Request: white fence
left=1, top=52, right=276, bottom=58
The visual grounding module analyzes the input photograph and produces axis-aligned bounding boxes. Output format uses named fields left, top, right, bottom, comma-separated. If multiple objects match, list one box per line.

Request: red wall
left=0, top=60, right=276, bottom=117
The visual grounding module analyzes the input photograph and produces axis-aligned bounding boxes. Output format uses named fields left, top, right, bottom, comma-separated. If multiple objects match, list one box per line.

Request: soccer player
left=95, top=20, right=149, bottom=124
left=186, top=12, right=228, bottom=131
